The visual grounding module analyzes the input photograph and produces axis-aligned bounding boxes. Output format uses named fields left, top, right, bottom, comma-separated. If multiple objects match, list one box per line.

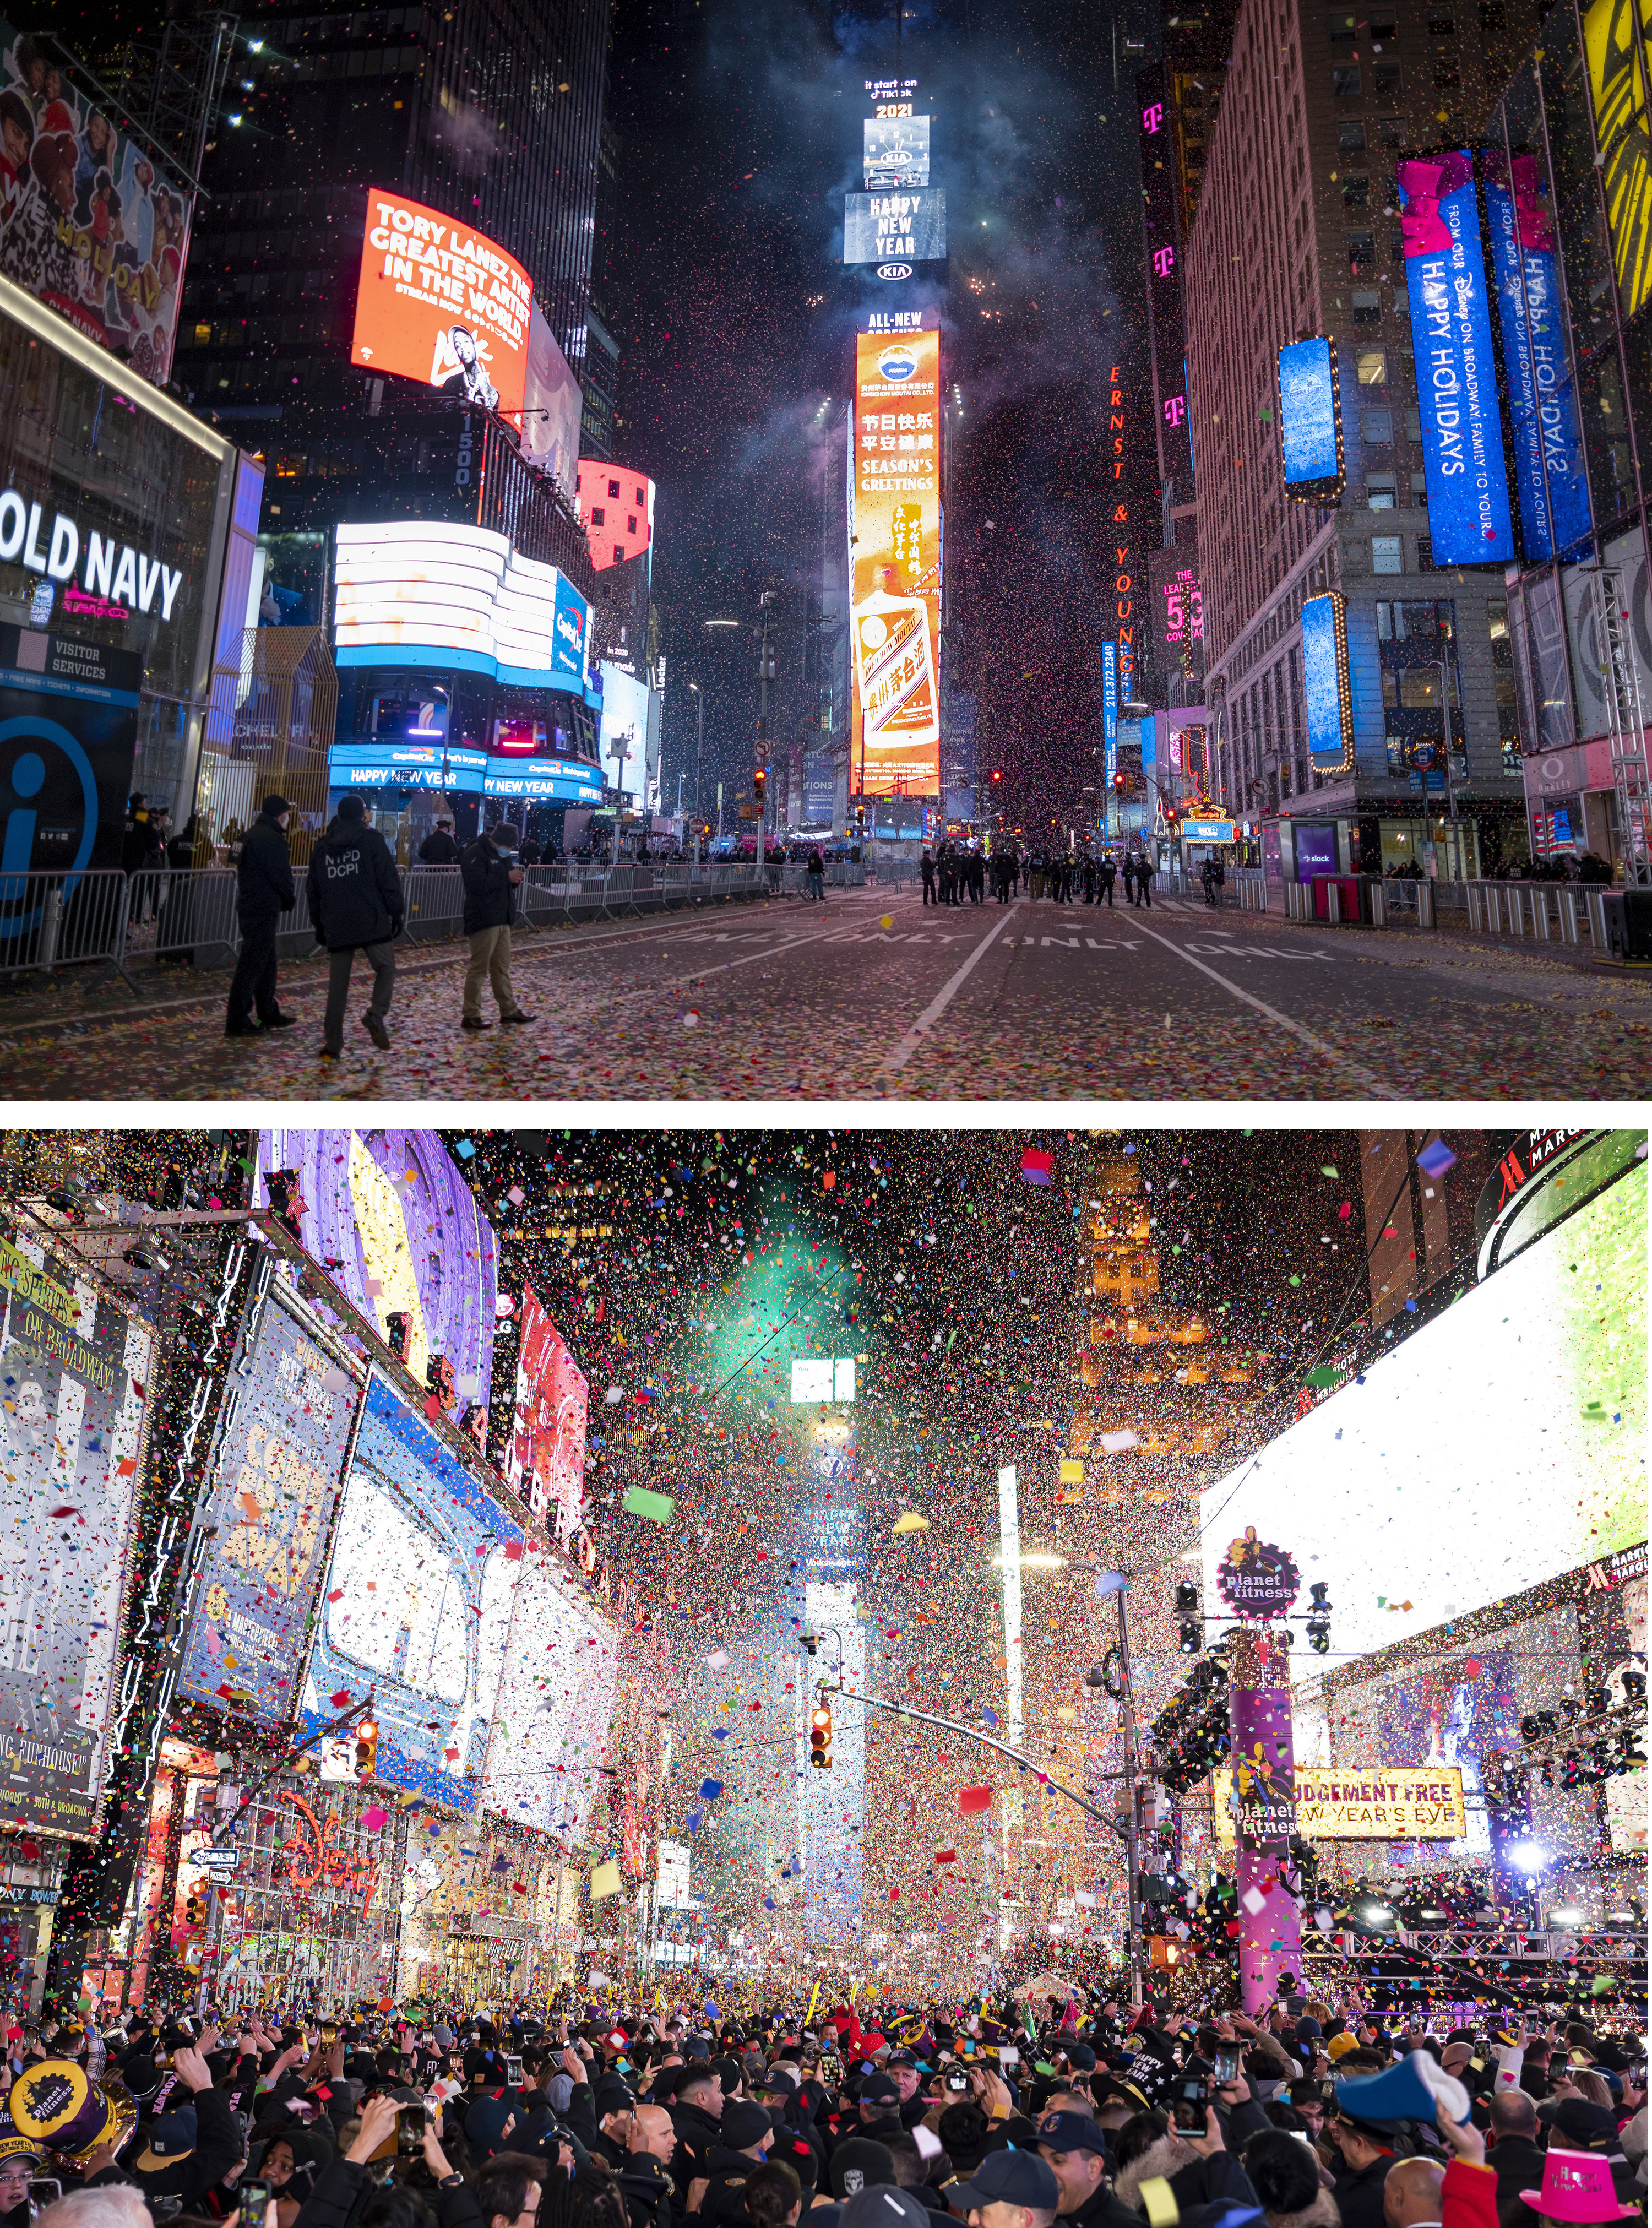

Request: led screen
left=790, top=1358, right=856, bottom=1402
left=1199, top=1159, right=1646, bottom=1677
left=1278, top=336, right=1344, bottom=501
left=1102, top=641, right=1119, bottom=823
left=301, top=1373, right=524, bottom=1809
left=850, top=329, right=942, bottom=798
left=599, top=664, right=653, bottom=802
left=477, top=1545, right=617, bottom=1839
left=521, top=307, right=582, bottom=503
left=1302, top=591, right=1354, bottom=771
left=177, top=1294, right=358, bottom=1725
left=326, top=742, right=488, bottom=794
left=1482, top=151, right=1593, bottom=564
left=1398, top=152, right=1516, bottom=564
left=351, top=191, right=534, bottom=427
left=863, top=115, right=930, bottom=188
left=503, top=1285, right=588, bottom=1545
left=844, top=190, right=947, bottom=264
left=574, top=464, right=655, bottom=573
left=0, top=1243, right=153, bottom=1837
left=334, top=523, right=591, bottom=693
left=258, top=1130, right=498, bottom=1434
left=1584, top=0, right=1652, bottom=322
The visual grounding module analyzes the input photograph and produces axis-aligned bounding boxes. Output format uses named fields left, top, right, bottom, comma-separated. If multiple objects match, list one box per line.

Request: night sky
left=605, top=0, right=1159, bottom=825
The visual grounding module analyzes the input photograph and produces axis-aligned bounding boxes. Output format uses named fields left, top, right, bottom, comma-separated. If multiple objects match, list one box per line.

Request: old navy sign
left=1397, top=152, right=1515, bottom=564
left=0, top=498, right=184, bottom=621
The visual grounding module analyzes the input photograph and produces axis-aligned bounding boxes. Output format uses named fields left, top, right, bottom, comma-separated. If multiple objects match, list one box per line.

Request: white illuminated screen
left=790, top=1357, right=856, bottom=1402
left=478, top=1547, right=618, bottom=1841
left=334, top=521, right=588, bottom=686
left=1200, top=1164, right=1646, bottom=1676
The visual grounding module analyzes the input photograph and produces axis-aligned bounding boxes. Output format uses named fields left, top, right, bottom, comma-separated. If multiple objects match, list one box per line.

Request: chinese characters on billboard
left=177, top=1294, right=360, bottom=1725
left=351, top=191, right=534, bottom=428
left=850, top=328, right=942, bottom=798
left=504, top=1287, right=588, bottom=1546
left=0, top=1238, right=153, bottom=1837
left=0, top=23, right=194, bottom=386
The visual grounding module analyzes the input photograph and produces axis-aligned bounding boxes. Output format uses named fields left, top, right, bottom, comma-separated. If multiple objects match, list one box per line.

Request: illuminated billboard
left=1278, top=336, right=1344, bottom=502
left=863, top=115, right=930, bottom=188
left=177, top=1294, right=358, bottom=1725
left=1200, top=1156, right=1645, bottom=1676
left=351, top=191, right=534, bottom=428
left=0, top=18, right=194, bottom=387
left=258, top=1129, right=498, bottom=1433
left=0, top=1243, right=153, bottom=1838
left=1302, top=591, right=1354, bottom=772
left=503, top=1285, right=588, bottom=1545
left=844, top=191, right=947, bottom=264
left=301, top=1374, right=524, bottom=1811
left=1102, top=640, right=1119, bottom=829
left=599, top=664, right=654, bottom=801
left=1583, top=0, right=1652, bottom=322
left=478, top=1545, right=617, bottom=1840
left=1214, top=1764, right=1467, bottom=1844
left=574, top=463, right=655, bottom=573
left=522, top=308, right=583, bottom=504
left=850, top=328, right=942, bottom=798
left=334, top=523, right=591, bottom=693
left=1482, top=152, right=1593, bottom=564
left=1397, top=153, right=1516, bottom=564
left=790, top=1357, right=856, bottom=1402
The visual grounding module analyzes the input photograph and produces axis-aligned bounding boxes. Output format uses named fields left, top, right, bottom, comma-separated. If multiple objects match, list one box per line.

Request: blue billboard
left=803, top=751, right=836, bottom=825
left=1278, top=336, right=1344, bottom=501
left=1302, top=591, right=1354, bottom=771
left=1398, top=151, right=1516, bottom=564
left=300, top=1374, right=525, bottom=1812
left=1102, top=640, right=1118, bottom=830
left=1482, top=151, right=1592, bottom=564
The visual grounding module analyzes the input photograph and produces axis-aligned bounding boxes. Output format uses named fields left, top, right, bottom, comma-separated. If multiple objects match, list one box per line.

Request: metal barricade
left=401, top=863, right=466, bottom=943
left=1235, top=870, right=1269, bottom=913
left=0, top=868, right=132, bottom=979
left=124, top=867, right=241, bottom=975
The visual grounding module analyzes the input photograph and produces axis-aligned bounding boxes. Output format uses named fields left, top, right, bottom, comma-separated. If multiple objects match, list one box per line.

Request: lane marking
left=1129, top=914, right=1396, bottom=1096
left=881, top=903, right=1025, bottom=1077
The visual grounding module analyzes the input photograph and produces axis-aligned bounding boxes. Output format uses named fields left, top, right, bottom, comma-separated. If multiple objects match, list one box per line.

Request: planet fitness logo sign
left=1215, top=1527, right=1301, bottom=1620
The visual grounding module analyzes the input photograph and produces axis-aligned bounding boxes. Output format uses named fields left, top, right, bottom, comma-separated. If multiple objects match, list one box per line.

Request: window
left=1373, top=60, right=1403, bottom=95
left=1368, top=13, right=1398, bottom=32
left=591, top=506, right=606, bottom=525
left=1333, top=63, right=1362, bottom=94
left=1378, top=115, right=1408, bottom=144
left=1328, top=10, right=1357, bottom=37
left=1347, top=229, right=1376, bottom=271
left=1428, top=13, right=1457, bottom=29
left=1479, top=0, right=1506, bottom=25
left=1372, top=533, right=1404, bottom=572
left=1339, top=119, right=1367, bottom=149
left=1352, top=287, right=1383, bottom=321
left=1410, top=470, right=1428, bottom=504
left=1341, top=172, right=1371, bottom=207
left=1357, top=347, right=1388, bottom=384
left=1432, top=60, right=1461, bottom=84
left=1363, top=406, right=1394, bottom=443
left=1367, top=473, right=1398, bottom=507
left=1404, top=407, right=1422, bottom=438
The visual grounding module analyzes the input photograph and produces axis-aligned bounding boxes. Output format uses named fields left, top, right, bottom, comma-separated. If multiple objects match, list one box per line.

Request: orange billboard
left=350, top=191, right=534, bottom=426
left=851, top=327, right=942, bottom=797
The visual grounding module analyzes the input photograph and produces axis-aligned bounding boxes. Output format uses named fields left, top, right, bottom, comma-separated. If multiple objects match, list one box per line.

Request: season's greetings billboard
left=850, top=327, right=941, bottom=798
left=0, top=24, right=194, bottom=384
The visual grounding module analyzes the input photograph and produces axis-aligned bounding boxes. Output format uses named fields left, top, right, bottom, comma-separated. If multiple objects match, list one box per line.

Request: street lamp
left=688, top=681, right=707, bottom=860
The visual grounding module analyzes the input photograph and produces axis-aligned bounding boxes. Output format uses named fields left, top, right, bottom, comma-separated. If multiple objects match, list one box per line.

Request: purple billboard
left=1294, top=822, right=1339, bottom=881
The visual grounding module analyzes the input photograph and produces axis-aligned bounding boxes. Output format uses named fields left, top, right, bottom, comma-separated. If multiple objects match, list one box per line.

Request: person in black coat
left=307, top=793, right=404, bottom=1059
left=460, top=823, right=532, bottom=1029
left=419, top=817, right=461, bottom=865
left=226, top=793, right=298, bottom=1036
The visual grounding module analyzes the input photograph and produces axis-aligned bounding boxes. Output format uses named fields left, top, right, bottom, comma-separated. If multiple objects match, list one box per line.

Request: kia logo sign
left=877, top=262, right=914, bottom=281
left=878, top=344, right=919, bottom=380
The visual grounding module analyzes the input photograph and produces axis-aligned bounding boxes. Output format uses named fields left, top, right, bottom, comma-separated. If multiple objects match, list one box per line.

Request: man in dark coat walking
left=307, top=792, right=405, bottom=1058
left=226, top=792, right=298, bottom=1036
left=460, top=821, right=532, bottom=1028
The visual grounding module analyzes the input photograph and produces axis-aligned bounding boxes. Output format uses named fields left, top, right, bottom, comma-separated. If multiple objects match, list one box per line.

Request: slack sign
left=1398, top=151, right=1515, bottom=566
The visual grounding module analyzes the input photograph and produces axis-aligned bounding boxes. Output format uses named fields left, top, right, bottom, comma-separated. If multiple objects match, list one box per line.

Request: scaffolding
left=1594, top=567, right=1651, bottom=887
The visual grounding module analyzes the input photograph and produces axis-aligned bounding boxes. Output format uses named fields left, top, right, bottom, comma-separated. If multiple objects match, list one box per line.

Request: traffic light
left=1112, top=771, right=1127, bottom=793
left=1306, top=1582, right=1332, bottom=1656
left=1175, top=1580, right=1202, bottom=1655
left=384, top=1311, right=411, bottom=1362
left=183, top=1883, right=207, bottom=1928
left=753, top=768, right=767, bottom=805
left=809, top=1702, right=833, bottom=1770
left=990, top=769, right=1004, bottom=786
left=355, top=1716, right=379, bottom=1779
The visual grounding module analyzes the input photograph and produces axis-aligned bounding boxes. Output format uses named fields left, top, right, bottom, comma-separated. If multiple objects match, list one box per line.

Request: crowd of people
left=920, top=847, right=1166, bottom=909
left=1, top=1992, right=1642, bottom=2228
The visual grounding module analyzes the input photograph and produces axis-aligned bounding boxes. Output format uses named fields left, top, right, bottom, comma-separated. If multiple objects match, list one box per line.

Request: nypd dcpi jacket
left=306, top=822, right=405, bottom=950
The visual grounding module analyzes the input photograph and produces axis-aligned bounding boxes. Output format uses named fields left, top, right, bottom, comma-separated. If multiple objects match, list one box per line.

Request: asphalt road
left=6, top=883, right=1650, bottom=1102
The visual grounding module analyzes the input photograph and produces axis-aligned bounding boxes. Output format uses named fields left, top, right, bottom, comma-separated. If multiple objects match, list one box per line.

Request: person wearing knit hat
left=698, top=2099, right=775, bottom=2228
left=833, top=2140, right=898, bottom=2201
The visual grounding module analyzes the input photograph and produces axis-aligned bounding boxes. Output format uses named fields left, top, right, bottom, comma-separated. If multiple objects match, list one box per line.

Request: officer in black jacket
left=225, top=792, right=298, bottom=1036
left=419, top=816, right=461, bottom=864
left=307, top=794, right=405, bottom=1058
left=460, top=822, right=532, bottom=1030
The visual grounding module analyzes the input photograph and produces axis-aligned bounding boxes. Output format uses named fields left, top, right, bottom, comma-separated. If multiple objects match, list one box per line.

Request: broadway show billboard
left=1398, top=151, right=1516, bottom=564
left=300, top=1374, right=524, bottom=1813
left=850, top=328, right=941, bottom=798
left=0, top=1233, right=154, bottom=1836
left=351, top=190, right=534, bottom=426
left=0, top=23, right=194, bottom=385
left=176, top=1293, right=360, bottom=1725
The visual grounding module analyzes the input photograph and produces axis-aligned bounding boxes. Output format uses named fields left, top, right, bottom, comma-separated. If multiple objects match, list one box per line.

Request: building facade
left=1183, top=0, right=1541, bottom=876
